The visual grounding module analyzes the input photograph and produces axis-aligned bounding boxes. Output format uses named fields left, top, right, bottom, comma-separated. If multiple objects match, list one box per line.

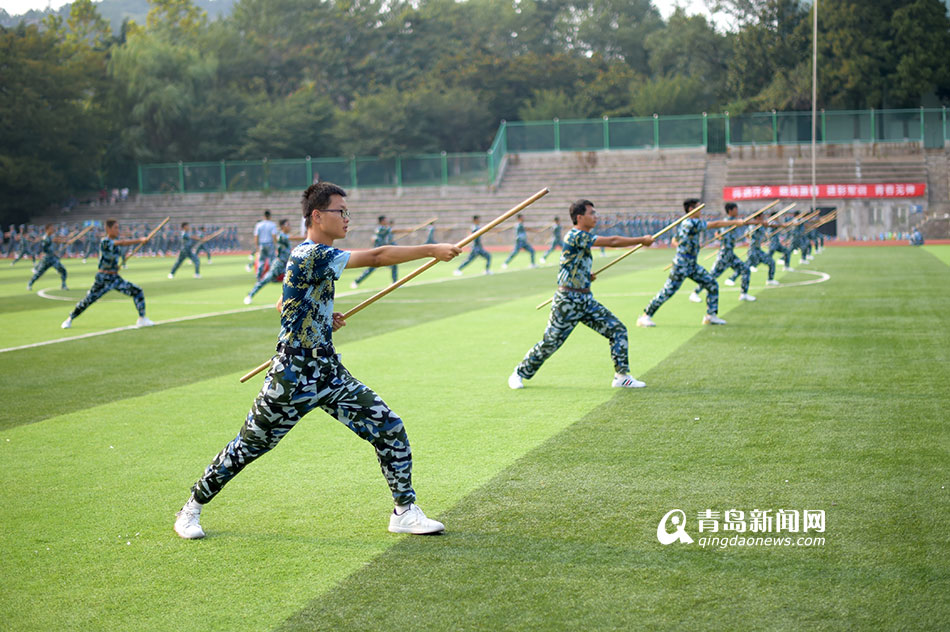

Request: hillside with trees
left=2, top=0, right=949, bottom=224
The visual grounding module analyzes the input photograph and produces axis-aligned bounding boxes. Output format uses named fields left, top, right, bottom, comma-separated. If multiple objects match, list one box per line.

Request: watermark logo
left=657, top=508, right=827, bottom=548
left=657, top=509, right=694, bottom=545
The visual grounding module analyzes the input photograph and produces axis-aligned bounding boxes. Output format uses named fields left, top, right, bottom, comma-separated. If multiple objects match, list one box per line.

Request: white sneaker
left=26, top=283, right=32, bottom=291
left=766, top=279, right=779, bottom=286
left=501, top=263, right=508, bottom=269
left=194, top=273, right=201, bottom=279
left=637, top=314, right=656, bottom=328
left=243, top=296, right=252, bottom=305
left=688, top=292, right=702, bottom=303
left=540, top=257, right=546, bottom=264
left=530, top=263, right=537, bottom=269
left=739, top=293, right=757, bottom=302
left=350, top=281, right=359, bottom=288
left=136, top=316, right=155, bottom=327
left=612, top=374, right=646, bottom=388
left=702, top=314, right=727, bottom=325
left=388, top=504, right=444, bottom=534
left=167, top=273, right=174, bottom=279
left=61, top=317, right=72, bottom=329
left=484, top=269, right=492, bottom=275
left=724, top=278, right=735, bottom=286
left=785, top=266, right=795, bottom=272
left=508, top=371, right=524, bottom=389
left=453, top=270, right=463, bottom=276
left=174, top=500, right=205, bottom=539
left=749, top=265, right=758, bottom=272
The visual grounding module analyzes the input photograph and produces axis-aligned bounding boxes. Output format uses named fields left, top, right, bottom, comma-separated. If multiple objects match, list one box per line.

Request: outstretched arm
left=346, top=243, right=461, bottom=268
left=592, top=235, right=654, bottom=248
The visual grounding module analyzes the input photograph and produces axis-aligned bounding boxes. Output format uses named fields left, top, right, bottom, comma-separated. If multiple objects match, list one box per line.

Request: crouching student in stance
left=508, top=199, right=654, bottom=390
left=175, top=182, right=461, bottom=539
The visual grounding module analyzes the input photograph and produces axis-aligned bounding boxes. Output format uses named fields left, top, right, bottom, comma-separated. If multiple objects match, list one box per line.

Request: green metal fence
left=139, top=107, right=949, bottom=194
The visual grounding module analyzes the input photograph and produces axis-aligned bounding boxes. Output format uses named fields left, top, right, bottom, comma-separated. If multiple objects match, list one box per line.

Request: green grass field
left=1, top=244, right=948, bottom=630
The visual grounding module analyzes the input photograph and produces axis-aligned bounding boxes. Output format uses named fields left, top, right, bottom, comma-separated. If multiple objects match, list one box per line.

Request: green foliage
left=4, top=0, right=950, bottom=218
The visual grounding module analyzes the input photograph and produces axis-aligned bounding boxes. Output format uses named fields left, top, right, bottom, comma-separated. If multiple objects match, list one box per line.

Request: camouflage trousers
left=248, top=257, right=286, bottom=298
left=703, top=250, right=749, bottom=293
left=515, top=290, right=628, bottom=379
left=170, top=251, right=200, bottom=275
left=191, top=350, right=415, bottom=506
left=542, top=239, right=565, bottom=260
left=29, top=255, right=67, bottom=286
left=504, top=239, right=535, bottom=265
left=646, top=258, right=718, bottom=317
left=730, top=247, right=775, bottom=282
left=355, top=264, right=398, bottom=284
left=769, top=243, right=792, bottom=268
left=257, top=244, right=274, bottom=280
left=70, top=272, right=145, bottom=319
left=457, top=246, right=491, bottom=272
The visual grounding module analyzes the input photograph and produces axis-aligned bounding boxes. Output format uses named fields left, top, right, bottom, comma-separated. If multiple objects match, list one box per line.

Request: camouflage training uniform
left=768, top=228, right=792, bottom=268
left=424, top=225, right=436, bottom=244
left=730, top=224, right=775, bottom=282
left=28, top=233, right=68, bottom=289
left=542, top=223, right=564, bottom=260
left=645, top=217, right=719, bottom=317
left=68, top=236, right=146, bottom=321
left=354, top=224, right=397, bottom=284
left=457, top=223, right=491, bottom=272
left=792, top=222, right=809, bottom=261
left=191, top=241, right=415, bottom=506
left=169, top=229, right=200, bottom=276
left=514, top=228, right=629, bottom=380
left=247, top=230, right=291, bottom=298
left=694, top=224, right=749, bottom=295
left=504, top=222, right=535, bottom=265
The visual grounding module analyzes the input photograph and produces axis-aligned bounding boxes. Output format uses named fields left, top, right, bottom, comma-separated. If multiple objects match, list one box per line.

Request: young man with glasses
left=175, top=182, right=461, bottom=539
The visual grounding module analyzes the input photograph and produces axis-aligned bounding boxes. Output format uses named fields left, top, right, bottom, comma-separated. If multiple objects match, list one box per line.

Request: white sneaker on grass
left=785, top=266, right=795, bottom=272
left=612, top=374, right=646, bottom=388
left=453, top=270, right=463, bottom=276
left=350, top=281, right=359, bottom=288
left=388, top=504, right=444, bottom=534
left=724, top=278, right=735, bottom=286
left=749, top=265, right=758, bottom=272
left=61, top=317, right=72, bottom=329
left=167, top=273, right=174, bottom=279
left=136, top=316, right=155, bottom=328
left=766, top=279, right=779, bottom=286
left=688, top=292, right=702, bottom=303
left=243, top=296, right=253, bottom=305
left=501, top=263, right=508, bottom=270
left=738, top=293, right=756, bottom=302
left=194, top=273, right=201, bottom=279
left=540, top=257, right=546, bottom=264
left=636, top=314, right=656, bottom=328
left=174, top=499, right=205, bottom=539
left=702, top=314, right=727, bottom=325
left=508, top=371, right=524, bottom=389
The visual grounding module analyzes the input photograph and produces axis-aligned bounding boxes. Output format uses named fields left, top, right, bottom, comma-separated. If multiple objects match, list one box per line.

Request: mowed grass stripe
left=0, top=256, right=730, bottom=632
left=278, top=246, right=950, bottom=631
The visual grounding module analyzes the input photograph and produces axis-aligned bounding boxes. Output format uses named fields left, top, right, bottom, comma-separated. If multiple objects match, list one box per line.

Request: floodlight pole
left=811, top=0, right=818, bottom=216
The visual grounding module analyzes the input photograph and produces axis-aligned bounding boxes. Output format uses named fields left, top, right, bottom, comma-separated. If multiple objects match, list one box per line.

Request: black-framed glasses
left=320, top=208, right=350, bottom=219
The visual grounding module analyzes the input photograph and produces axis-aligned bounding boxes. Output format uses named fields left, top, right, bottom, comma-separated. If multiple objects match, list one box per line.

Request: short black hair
left=181, top=222, right=189, bottom=229
left=724, top=202, right=738, bottom=212
left=569, top=199, right=594, bottom=225
left=106, top=219, right=118, bottom=229
left=683, top=198, right=700, bottom=213
left=472, top=215, right=480, bottom=222
left=263, top=209, right=271, bottom=219
left=279, top=219, right=289, bottom=228
left=378, top=215, right=386, bottom=223
left=301, top=182, right=347, bottom=228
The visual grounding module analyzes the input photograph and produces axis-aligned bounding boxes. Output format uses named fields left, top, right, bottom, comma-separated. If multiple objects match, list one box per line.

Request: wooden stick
left=534, top=204, right=706, bottom=310
left=64, top=225, right=93, bottom=246
left=393, top=216, right=438, bottom=236
left=126, top=217, right=170, bottom=258
left=239, top=188, right=550, bottom=383
left=196, top=226, right=227, bottom=246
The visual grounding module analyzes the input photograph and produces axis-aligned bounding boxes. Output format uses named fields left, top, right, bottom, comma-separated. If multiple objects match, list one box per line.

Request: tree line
left=2, top=0, right=949, bottom=225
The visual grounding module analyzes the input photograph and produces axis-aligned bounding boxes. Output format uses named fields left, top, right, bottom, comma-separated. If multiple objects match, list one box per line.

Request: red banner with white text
left=723, top=183, right=926, bottom=201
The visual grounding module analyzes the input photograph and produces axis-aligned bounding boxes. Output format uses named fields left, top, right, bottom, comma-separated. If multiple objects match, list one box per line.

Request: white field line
left=8, top=266, right=829, bottom=354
